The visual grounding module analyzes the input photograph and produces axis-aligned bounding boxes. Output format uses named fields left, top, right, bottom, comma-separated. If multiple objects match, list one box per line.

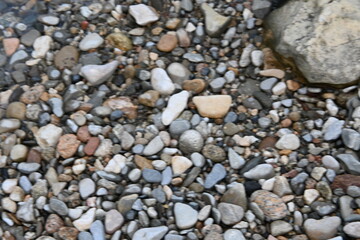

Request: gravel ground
left=0, top=0, right=360, bottom=240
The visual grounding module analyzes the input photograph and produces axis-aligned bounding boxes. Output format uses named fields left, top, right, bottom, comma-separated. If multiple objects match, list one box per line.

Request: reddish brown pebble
left=26, top=149, right=42, bottom=163
left=258, top=136, right=278, bottom=150
left=331, top=174, right=360, bottom=190
left=58, top=227, right=79, bottom=240
left=281, top=119, right=292, bottom=128
left=84, top=137, right=100, bottom=156
left=182, top=79, right=207, bottom=94
left=81, top=21, right=89, bottom=30
left=45, top=214, right=64, bottom=234
left=157, top=33, right=178, bottom=52
left=77, top=126, right=91, bottom=142
left=286, top=80, right=301, bottom=91
left=57, top=134, right=81, bottom=159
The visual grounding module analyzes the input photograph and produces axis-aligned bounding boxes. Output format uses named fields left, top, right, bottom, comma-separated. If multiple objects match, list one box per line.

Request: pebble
left=322, top=117, right=344, bottom=141
left=142, top=169, right=162, bottom=183
left=161, top=90, right=189, bottom=125
left=304, top=216, right=341, bottom=240
left=54, top=46, right=79, bottom=70
left=90, top=220, right=106, bottom=240
left=79, top=33, right=104, bottom=51
left=132, top=226, right=168, bottom=240
left=243, top=164, right=275, bottom=180
left=32, top=36, right=52, bottom=59
left=151, top=68, right=175, bottom=95
left=79, top=178, right=95, bottom=199
left=270, top=220, right=293, bottom=236
left=172, top=156, right=193, bottom=175
left=38, top=15, right=60, bottom=25
left=3, top=38, right=20, bottom=56
left=129, top=4, right=159, bottom=26
left=0, top=119, right=21, bottom=133
left=10, top=144, right=28, bottom=162
left=202, top=144, right=226, bottom=163
left=35, top=124, right=63, bottom=148
left=204, top=163, right=226, bottom=189
left=218, top=202, right=244, bottom=225
left=49, top=198, right=69, bottom=216
left=178, top=130, right=204, bottom=154
left=228, top=148, right=245, bottom=169
left=201, top=3, right=231, bottom=37
left=21, top=29, right=40, bottom=47
left=167, top=62, right=191, bottom=85
left=193, top=95, right=232, bottom=119
left=157, top=33, right=178, bottom=52
left=73, top=208, right=96, bottom=231
left=260, top=69, right=285, bottom=79
left=337, top=154, right=360, bottom=175
left=343, top=222, right=360, bottom=238
left=106, top=32, right=133, bottom=51
left=81, top=60, right=119, bottom=86
left=143, top=136, right=164, bottom=156
left=341, top=128, right=360, bottom=150
left=105, top=209, right=124, bottom=234
left=174, top=203, right=198, bottom=229
left=250, top=190, right=288, bottom=220
left=17, top=162, right=40, bottom=174
left=275, top=133, right=300, bottom=150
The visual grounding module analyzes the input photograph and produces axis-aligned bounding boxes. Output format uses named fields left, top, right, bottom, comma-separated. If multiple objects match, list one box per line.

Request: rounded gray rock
left=179, top=130, right=204, bottom=154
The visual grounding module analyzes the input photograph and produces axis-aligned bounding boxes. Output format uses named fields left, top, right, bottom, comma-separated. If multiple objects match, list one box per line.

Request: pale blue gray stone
left=204, top=164, right=226, bottom=189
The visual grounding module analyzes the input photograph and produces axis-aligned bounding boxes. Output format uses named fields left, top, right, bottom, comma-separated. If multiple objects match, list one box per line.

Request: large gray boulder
left=266, top=0, right=360, bottom=86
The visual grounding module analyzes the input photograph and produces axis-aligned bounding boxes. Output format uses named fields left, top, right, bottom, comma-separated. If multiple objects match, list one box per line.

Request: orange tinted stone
left=84, top=137, right=100, bottom=156
left=3, top=38, right=20, bottom=56
left=57, top=134, right=81, bottom=159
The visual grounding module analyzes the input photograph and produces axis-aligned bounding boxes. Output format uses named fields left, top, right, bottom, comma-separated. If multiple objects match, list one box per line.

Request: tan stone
left=259, top=69, right=285, bottom=79
left=182, top=79, right=206, bottom=94
left=3, top=38, right=20, bottom=56
left=103, top=97, right=137, bottom=119
left=165, top=18, right=181, bottom=29
left=77, top=126, right=91, bottom=142
left=193, top=95, right=232, bottom=118
left=157, top=33, right=178, bottom=52
left=138, top=90, right=160, bottom=107
left=106, top=32, right=133, bottom=51
left=6, top=102, right=26, bottom=120
left=134, top=155, right=153, bottom=170
left=57, top=134, right=81, bottom=158
left=45, top=214, right=64, bottom=234
left=54, top=46, right=79, bottom=70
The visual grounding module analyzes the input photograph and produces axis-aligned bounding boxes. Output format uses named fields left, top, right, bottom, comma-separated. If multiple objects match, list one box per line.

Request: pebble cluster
left=1, top=0, right=360, bottom=240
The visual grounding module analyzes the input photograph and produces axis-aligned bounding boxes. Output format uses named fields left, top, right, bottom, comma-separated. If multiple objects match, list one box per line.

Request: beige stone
left=193, top=95, right=232, bottom=118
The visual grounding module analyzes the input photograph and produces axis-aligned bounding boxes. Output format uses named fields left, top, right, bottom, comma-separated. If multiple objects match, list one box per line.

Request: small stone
left=79, top=33, right=104, bottom=51
left=221, top=183, right=248, bottom=210
left=0, top=119, right=21, bottom=133
left=143, top=136, right=164, bottom=156
left=304, top=217, right=341, bottom=240
left=45, top=214, right=64, bottom=234
left=54, top=46, right=79, bottom=70
left=90, top=220, right=105, bottom=240
left=129, top=4, right=159, bottom=26
left=224, top=229, right=245, bottom=240
left=157, top=33, right=178, bottom=52
left=21, top=29, right=40, bottom=47
left=106, top=32, right=133, bottom=51
left=58, top=227, right=79, bottom=240
left=228, top=148, right=245, bottom=169
left=344, top=222, right=360, bottom=238
left=79, top=178, right=95, bottom=199
left=73, top=208, right=96, bottom=231
left=201, top=3, right=231, bottom=37
left=3, top=38, right=20, bottom=56
left=304, top=189, right=320, bottom=205
left=204, top=163, right=226, bottom=189
left=337, top=154, right=360, bottom=175
left=341, top=128, right=360, bottom=150
left=10, top=144, right=28, bottom=162
left=17, top=162, right=40, bottom=174
left=81, top=61, right=119, bottom=86
left=218, top=203, right=244, bottom=225
left=49, top=198, right=68, bottom=216
left=174, top=203, right=198, bottom=229
left=132, top=226, right=168, bottom=240
left=105, top=209, right=124, bottom=234
left=172, top=156, right=193, bottom=175
left=179, top=130, right=204, bottom=154
left=38, top=15, right=60, bottom=25
left=270, top=220, right=293, bottom=236
left=35, top=124, right=63, bottom=148
left=193, top=95, right=232, bottom=118
left=167, top=62, right=191, bottom=85
left=103, top=97, right=137, bottom=119
left=161, top=91, right=189, bottom=125
left=322, top=117, right=344, bottom=141
left=202, top=144, right=226, bottom=163
left=275, top=134, right=300, bottom=150
left=57, top=134, right=80, bottom=159
left=151, top=68, right=175, bottom=95
left=182, top=79, right=206, bottom=94
left=250, top=190, right=288, bottom=221
left=32, top=36, right=52, bottom=59
left=243, top=164, right=275, bottom=180
left=142, top=169, right=162, bottom=183
left=260, top=69, right=285, bottom=79
left=84, top=137, right=100, bottom=156
left=16, top=198, right=35, bottom=222
left=331, top=174, right=360, bottom=190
